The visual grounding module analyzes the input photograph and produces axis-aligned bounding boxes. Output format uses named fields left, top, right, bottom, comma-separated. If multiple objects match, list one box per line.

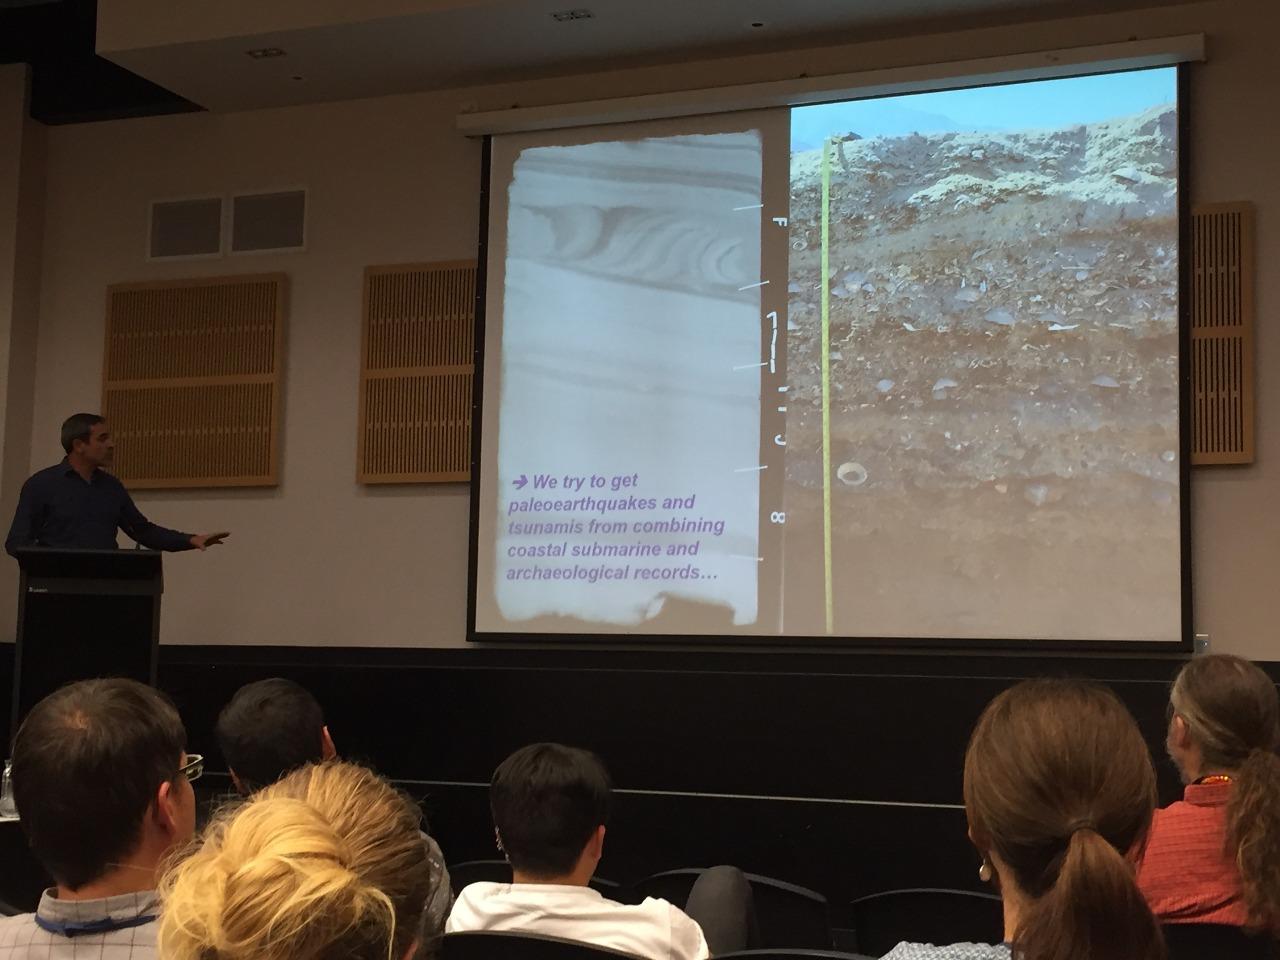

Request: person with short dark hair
left=4, top=412, right=228, bottom=556
left=215, top=677, right=334, bottom=794
left=489, top=741, right=613, bottom=878
left=215, top=678, right=453, bottom=936
left=448, top=743, right=736, bottom=960
left=0, top=678, right=200, bottom=959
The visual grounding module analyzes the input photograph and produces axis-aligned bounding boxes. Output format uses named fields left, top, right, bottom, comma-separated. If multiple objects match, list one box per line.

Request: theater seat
left=635, top=868, right=833, bottom=949
left=448, top=859, right=512, bottom=894
left=442, top=931, right=642, bottom=960
left=0, top=820, right=47, bottom=914
left=1162, top=923, right=1278, bottom=960
left=846, top=888, right=1003, bottom=956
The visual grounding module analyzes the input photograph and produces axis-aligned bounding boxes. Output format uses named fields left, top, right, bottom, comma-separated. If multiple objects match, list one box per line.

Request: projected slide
left=474, top=67, right=1183, bottom=643
left=483, top=129, right=769, bottom=630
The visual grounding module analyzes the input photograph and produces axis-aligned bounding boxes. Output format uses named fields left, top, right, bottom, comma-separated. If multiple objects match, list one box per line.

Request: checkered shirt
left=0, top=889, right=157, bottom=960
left=881, top=942, right=1010, bottom=960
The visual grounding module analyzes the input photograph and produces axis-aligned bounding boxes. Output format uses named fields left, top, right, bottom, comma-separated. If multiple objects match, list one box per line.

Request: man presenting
left=4, top=412, right=228, bottom=556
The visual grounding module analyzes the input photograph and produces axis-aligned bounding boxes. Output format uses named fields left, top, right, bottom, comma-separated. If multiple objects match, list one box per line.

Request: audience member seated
left=159, top=760, right=445, bottom=960
left=883, top=679, right=1163, bottom=960
left=447, top=743, right=754, bottom=959
left=0, top=678, right=198, bottom=959
left=216, top=677, right=452, bottom=927
left=215, top=677, right=338, bottom=794
left=1137, top=653, right=1280, bottom=934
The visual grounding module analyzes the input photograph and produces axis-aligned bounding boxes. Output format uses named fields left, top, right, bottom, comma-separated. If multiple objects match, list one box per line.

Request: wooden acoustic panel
left=1190, top=203, right=1255, bottom=464
left=102, top=274, right=286, bottom=488
left=359, top=261, right=476, bottom=483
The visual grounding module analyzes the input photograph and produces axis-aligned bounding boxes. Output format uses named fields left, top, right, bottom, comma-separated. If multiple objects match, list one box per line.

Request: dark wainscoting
left=4, top=642, right=1276, bottom=918
left=0, top=642, right=9, bottom=750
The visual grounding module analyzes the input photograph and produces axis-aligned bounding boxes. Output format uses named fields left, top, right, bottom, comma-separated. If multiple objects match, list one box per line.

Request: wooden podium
left=10, top=548, right=162, bottom=736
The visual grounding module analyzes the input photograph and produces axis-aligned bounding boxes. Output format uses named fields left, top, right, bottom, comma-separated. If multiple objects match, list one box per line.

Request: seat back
left=635, top=868, right=832, bottom=949
left=442, top=931, right=641, bottom=960
left=745, top=873, right=832, bottom=949
left=0, top=820, right=48, bottom=914
left=847, top=888, right=1003, bottom=957
left=633, top=867, right=702, bottom=908
left=1162, top=923, right=1277, bottom=960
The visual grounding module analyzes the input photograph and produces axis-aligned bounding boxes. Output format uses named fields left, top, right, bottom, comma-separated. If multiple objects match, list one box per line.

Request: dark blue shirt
left=4, top=460, right=194, bottom=556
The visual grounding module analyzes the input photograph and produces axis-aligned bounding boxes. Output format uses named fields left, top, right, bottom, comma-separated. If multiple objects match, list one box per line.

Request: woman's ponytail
left=1226, top=747, right=1280, bottom=933
left=1016, top=828, right=1163, bottom=960
left=964, top=680, right=1163, bottom=960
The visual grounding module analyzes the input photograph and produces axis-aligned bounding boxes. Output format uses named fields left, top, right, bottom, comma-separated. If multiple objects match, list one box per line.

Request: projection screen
left=470, top=65, right=1187, bottom=646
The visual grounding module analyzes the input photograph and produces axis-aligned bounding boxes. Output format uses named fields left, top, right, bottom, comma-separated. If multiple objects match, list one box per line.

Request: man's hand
left=190, top=531, right=230, bottom=550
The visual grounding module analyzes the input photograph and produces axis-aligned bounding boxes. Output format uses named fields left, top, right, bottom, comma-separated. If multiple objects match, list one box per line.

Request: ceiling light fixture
left=550, top=9, right=593, bottom=21
left=245, top=47, right=287, bottom=59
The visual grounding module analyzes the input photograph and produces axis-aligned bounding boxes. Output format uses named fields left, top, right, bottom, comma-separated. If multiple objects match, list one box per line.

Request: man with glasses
left=0, top=678, right=198, bottom=959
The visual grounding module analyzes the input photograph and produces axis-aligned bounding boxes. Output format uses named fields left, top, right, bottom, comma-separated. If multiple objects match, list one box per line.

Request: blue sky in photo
left=790, top=66, right=1176, bottom=151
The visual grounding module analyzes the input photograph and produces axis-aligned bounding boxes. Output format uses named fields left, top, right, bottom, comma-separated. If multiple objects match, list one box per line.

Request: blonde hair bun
left=160, top=761, right=437, bottom=960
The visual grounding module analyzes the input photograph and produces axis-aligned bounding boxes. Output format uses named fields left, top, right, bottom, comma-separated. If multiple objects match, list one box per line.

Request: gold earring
left=978, top=859, right=993, bottom=883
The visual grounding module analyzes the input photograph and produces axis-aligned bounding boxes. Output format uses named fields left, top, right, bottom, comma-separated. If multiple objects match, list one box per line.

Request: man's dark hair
left=11, top=678, right=186, bottom=890
left=490, top=743, right=612, bottom=877
left=61, top=413, right=104, bottom=454
left=215, top=678, right=326, bottom=793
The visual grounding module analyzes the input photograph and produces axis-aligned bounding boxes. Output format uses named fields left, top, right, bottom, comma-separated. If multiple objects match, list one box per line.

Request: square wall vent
left=149, top=197, right=222, bottom=259
left=232, top=190, right=307, bottom=253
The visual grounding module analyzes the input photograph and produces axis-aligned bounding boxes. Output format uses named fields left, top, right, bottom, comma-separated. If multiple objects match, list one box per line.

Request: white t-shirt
left=446, top=882, right=710, bottom=960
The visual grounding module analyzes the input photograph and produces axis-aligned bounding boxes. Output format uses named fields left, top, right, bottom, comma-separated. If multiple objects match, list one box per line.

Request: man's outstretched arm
left=119, top=490, right=228, bottom=552
left=189, top=531, right=230, bottom=550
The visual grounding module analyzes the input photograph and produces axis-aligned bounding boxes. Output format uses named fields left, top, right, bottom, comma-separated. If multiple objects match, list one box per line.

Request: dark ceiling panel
left=0, top=0, right=200, bottom=124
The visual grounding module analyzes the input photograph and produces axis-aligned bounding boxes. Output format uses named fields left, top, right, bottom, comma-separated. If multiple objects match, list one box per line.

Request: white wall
left=0, top=64, right=44, bottom=632
left=0, top=65, right=24, bottom=473
left=10, top=0, right=1280, bottom=656
left=26, top=92, right=482, bottom=648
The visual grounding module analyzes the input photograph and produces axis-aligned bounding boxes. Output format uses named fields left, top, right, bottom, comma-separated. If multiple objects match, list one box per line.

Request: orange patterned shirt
left=1136, top=781, right=1247, bottom=926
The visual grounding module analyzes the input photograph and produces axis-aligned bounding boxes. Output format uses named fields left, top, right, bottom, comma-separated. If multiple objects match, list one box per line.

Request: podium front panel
left=14, top=593, right=158, bottom=725
left=10, top=549, right=162, bottom=735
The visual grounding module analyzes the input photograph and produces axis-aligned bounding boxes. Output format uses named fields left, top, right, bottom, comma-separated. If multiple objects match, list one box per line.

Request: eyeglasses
left=179, top=754, right=204, bottom=783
